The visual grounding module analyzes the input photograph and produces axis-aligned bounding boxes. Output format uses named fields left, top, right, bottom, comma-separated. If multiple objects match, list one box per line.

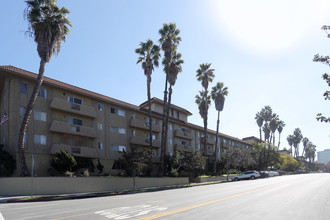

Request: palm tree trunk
left=203, top=88, right=208, bottom=173
left=147, top=75, right=153, bottom=175
left=273, top=133, right=275, bottom=147
left=213, top=110, right=220, bottom=175
left=278, top=132, right=281, bottom=148
left=165, top=85, right=173, bottom=152
left=17, top=59, right=46, bottom=176
left=159, top=73, right=169, bottom=177
left=259, top=127, right=262, bottom=142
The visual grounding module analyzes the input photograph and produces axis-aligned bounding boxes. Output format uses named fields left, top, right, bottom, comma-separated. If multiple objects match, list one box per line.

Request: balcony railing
left=50, top=144, right=97, bottom=158
left=174, top=130, right=193, bottom=140
left=50, top=120, right=96, bottom=138
left=175, top=144, right=193, bottom=152
left=130, top=118, right=161, bottom=132
left=130, top=135, right=161, bottom=148
left=50, top=97, right=96, bottom=118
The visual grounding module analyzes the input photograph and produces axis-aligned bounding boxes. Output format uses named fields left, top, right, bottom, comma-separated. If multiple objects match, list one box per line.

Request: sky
left=1, top=0, right=329, bottom=158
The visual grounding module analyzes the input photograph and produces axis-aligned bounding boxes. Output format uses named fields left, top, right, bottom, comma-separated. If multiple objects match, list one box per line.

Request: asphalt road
left=1, top=173, right=330, bottom=220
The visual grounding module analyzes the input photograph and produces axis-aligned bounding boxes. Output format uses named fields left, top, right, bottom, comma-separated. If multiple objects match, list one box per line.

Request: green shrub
left=50, top=149, right=77, bottom=174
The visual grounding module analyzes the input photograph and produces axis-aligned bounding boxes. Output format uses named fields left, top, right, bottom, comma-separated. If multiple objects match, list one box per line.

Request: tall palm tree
left=135, top=39, right=160, bottom=173
left=287, top=135, right=294, bottom=156
left=277, top=120, right=285, bottom=148
left=302, top=137, right=309, bottom=159
left=196, top=63, right=215, bottom=169
left=211, top=82, right=228, bottom=174
left=158, top=22, right=181, bottom=176
left=292, top=128, right=303, bottom=158
left=255, top=111, right=264, bottom=141
left=269, top=114, right=279, bottom=146
left=18, top=0, right=71, bottom=176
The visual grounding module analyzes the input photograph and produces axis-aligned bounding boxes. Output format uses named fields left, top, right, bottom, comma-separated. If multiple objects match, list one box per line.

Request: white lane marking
left=95, top=205, right=167, bottom=219
left=0, top=212, right=4, bottom=220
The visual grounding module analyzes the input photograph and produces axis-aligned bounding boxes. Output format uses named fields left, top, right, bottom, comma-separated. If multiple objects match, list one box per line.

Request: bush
left=0, top=145, right=16, bottom=177
left=50, top=149, right=77, bottom=174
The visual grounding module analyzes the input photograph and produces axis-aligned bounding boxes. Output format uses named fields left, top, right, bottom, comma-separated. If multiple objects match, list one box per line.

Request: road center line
left=138, top=184, right=279, bottom=220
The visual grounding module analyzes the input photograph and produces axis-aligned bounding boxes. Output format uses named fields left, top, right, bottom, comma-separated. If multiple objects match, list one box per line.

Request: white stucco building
left=317, top=149, right=330, bottom=164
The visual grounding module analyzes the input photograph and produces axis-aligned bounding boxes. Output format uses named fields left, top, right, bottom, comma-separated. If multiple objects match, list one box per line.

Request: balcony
left=50, top=120, right=96, bottom=138
left=175, top=144, right=193, bottom=153
left=130, top=135, right=160, bottom=148
left=174, top=130, right=193, bottom=140
left=201, top=136, right=216, bottom=145
left=129, top=118, right=161, bottom=133
left=50, top=144, right=97, bottom=158
left=50, top=97, right=97, bottom=118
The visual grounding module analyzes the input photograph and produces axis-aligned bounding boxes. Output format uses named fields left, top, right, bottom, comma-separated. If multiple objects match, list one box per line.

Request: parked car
left=232, top=171, right=261, bottom=181
left=268, top=171, right=275, bottom=177
left=259, top=171, right=269, bottom=178
left=273, top=171, right=279, bottom=176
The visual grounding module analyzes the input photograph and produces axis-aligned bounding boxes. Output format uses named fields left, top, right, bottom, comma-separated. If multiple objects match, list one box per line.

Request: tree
left=269, top=114, right=279, bottom=146
left=0, top=145, right=16, bottom=177
left=18, top=0, right=71, bottom=176
left=211, top=82, right=228, bottom=174
left=135, top=39, right=160, bottom=174
left=179, top=151, right=206, bottom=180
left=287, top=135, right=294, bottom=156
left=277, top=120, right=285, bottom=148
left=292, top=128, right=303, bottom=158
left=196, top=63, right=215, bottom=172
left=313, top=25, right=330, bottom=123
left=252, top=143, right=280, bottom=170
left=50, top=149, right=77, bottom=174
left=305, top=142, right=317, bottom=163
left=255, top=111, right=264, bottom=141
left=158, top=22, right=182, bottom=177
left=302, top=137, right=309, bottom=159
left=277, top=154, right=299, bottom=172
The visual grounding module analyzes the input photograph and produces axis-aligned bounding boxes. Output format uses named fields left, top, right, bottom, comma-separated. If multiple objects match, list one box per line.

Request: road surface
left=1, top=173, right=329, bottom=220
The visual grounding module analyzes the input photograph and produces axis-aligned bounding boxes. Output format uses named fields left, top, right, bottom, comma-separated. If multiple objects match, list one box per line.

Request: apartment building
left=0, top=65, right=253, bottom=176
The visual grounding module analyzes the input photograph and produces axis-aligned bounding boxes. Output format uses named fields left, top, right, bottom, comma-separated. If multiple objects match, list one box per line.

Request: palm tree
left=135, top=39, right=160, bottom=173
left=211, top=82, right=228, bottom=174
left=302, top=137, right=309, bottom=159
left=269, top=114, right=279, bottom=146
left=158, top=22, right=181, bottom=176
left=287, top=135, right=294, bottom=156
left=277, top=120, right=285, bottom=148
left=255, top=111, right=264, bottom=141
left=18, top=0, right=71, bottom=176
left=292, top=128, right=303, bottom=158
left=196, top=63, right=215, bottom=170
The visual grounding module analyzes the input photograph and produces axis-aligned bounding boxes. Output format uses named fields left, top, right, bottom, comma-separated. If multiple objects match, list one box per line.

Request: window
left=97, top=123, right=103, bottom=130
left=197, top=144, right=201, bottom=150
left=177, top=111, right=179, bottom=119
left=68, top=117, right=83, bottom=126
left=34, top=110, right=46, bottom=121
left=98, top=142, right=103, bottom=150
left=20, top=82, right=27, bottom=94
left=111, top=145, right=126, bottom=152
left=147, top=133, right=157, bottom=140
left=38, top=87, right=47, bottom=98
left=110, top=107, right=125, bottom=116
left=168, top=123, right=172, bottom=131
left=132, top=130, right=136, bottom=136
left=110, top=126, right=126, bottom=134
left=171, top=109, right=174, bottom=116
left=68, top=96, right=83, bottom=105
left=196, top=131, right=200, bottom=139
left=131, top=113, right=135, bottom=119
left=98, top=104, right=103, bottom=111
left=168, top=138, right=172, bottom=145
left=19, top=106, right=26, bottom=117
left=181, top=140, right=189, bottom=146
left=34, top=134, right=46, bottom=145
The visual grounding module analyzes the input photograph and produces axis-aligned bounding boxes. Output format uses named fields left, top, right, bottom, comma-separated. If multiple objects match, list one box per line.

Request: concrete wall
left=0, top=177, right=188, bottom=196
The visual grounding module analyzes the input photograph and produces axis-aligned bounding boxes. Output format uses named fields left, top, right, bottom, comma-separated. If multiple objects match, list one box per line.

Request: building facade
left=0, top=65, right=253, bottom=176
left=317, top=149, right=330, bottom=164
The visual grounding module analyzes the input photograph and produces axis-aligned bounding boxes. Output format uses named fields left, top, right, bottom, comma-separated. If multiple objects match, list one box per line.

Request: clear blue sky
left=1, top=0, right=329, bottom=157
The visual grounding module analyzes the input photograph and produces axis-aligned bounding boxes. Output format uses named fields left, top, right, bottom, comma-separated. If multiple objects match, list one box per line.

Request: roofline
left=140, top=97, right=192, bottom=116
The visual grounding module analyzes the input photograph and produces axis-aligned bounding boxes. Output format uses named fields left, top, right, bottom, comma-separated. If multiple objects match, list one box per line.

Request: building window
left=38, top=87, right=47, bottom=98
left=177, top=111, right=179, bottom=119
left=98, top=142, right=103, bottom=150
left=34, top=134, right=46, bottom=145
left=131, top=113, right=135, bottom=119
left=98, top=104, right=103, bottom=111
left=168, top=123, right=172, bottom=131
left=132, top=130, right=136, bottom=136
left=110, top=107, right=125, bottom=117
left=110, top=126, right=126, bottom=134
left=168, top=138, right=172, bottom=145
left=147, top=133, right=157, bottom=140
left=34, top=110, right=46, bottom=121
left=196, top=131, right=200, bottom=139
left=98, top=123, right=103, bottom=130
left=181, top=140, right=189, bottom=146
left=68, top=96, right=83, bottom=105
left=20, top=82, right=27, bottom=94
left=68, top=117, right=83, bottom=126
left=197, top=144, right=201, bottom=150
left=111, top=145, right=126, bottom=152
left=171, top=109, right=174, bottom=116
left=19, top=106, right=26, bottom=117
